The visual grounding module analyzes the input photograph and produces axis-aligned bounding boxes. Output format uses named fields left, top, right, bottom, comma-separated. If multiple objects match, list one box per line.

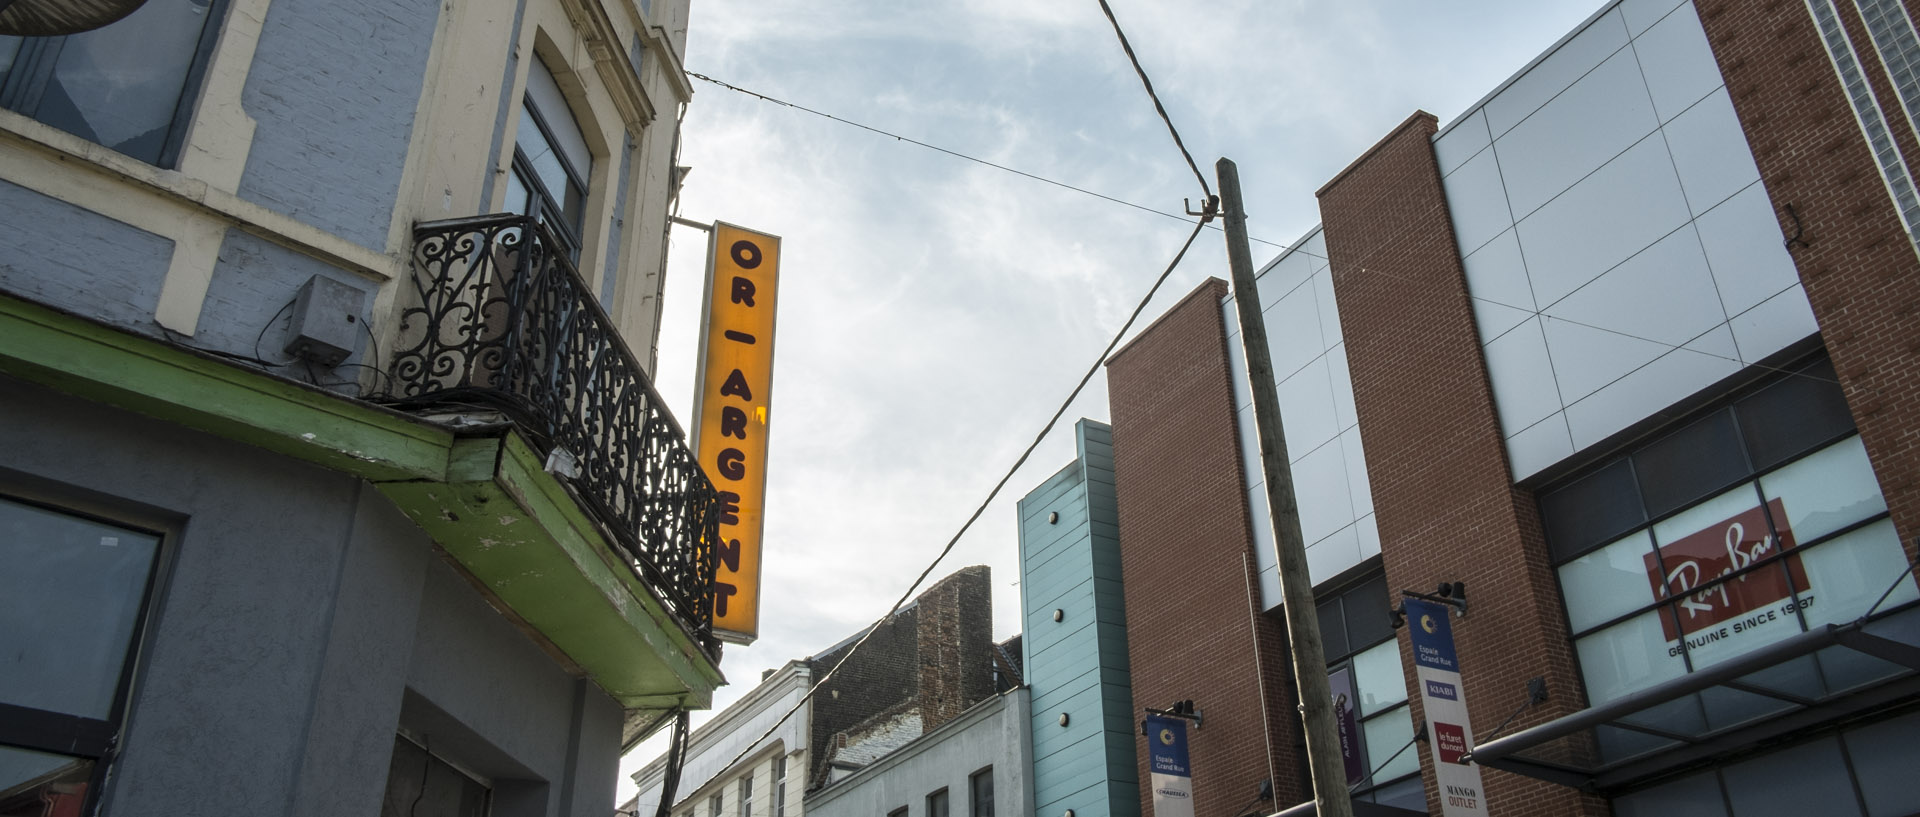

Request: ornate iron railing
left=380, top=214, right=718, bottom=651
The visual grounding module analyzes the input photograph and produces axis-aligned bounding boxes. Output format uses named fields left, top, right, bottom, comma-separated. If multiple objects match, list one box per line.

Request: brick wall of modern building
left=1314, top=113, right=1609, bottom=817
left=1105, top=279, right=1306, bottom=816
left=1698, top=0, right=1920, bottom=563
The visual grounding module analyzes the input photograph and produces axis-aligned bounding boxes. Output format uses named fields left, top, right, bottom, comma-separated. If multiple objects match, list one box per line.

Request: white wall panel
left=1313, top=268, right=1344, bottom=351
left=1341, top=427, right=1375, bottom=520
left=1306, top=524, right=1363, bottom=586
left=1634, top=2, right=1722, bottom=122
left=1486, top=10, right=1632, bottom=136
left=1564, top=325, right=1740, bottom=448
left=1260, top=251, right=1317, bottom=314
left=1277, top=357, right=1340, bottom=457
left=1444, top=148, right=1517, bottom=255
left=1497, top=50, right=1660, bottom=218
left=1328, top=343, right=1359, bottom=430
left=1482, top=317, right=1562, bottom=433
left=1619, top=0, right=1687, bottom=36
left=1664, top=89, right=1764, bottom=214
left=1729, top=284, right=1819, bottom=362
left=1435, top=110, right=1492, bottom=177
left=1295, top=440, right=1356, bottom=545
left=1355, top=514, right=1382, bottom=562
left=1507, top=413, right=1577, bottom=478
left=1541, top=228, right=1727, bottom=399
left=1236, top=403, right=1262, bottom=487
left=1515, top=135, right=1692, bottom=307
left=1266, top=283, right=1326, bottom=380
left=1694, top=183, right=1801, bottom=316
left=1463, top=228, right=1537, bottom=314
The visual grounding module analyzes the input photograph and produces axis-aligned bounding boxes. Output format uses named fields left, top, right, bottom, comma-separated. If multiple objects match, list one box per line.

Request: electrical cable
left=1094, top=0, right=1211, bottom=201
left=252, top=298, right=298, bottom=368
left=686, top=207, right=1218, bottom=792
left=683, top=71, right=1285, bottom=249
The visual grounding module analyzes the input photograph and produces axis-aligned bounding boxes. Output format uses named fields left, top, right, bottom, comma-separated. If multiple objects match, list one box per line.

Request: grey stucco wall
left=197, top=228, right=377, bottom=371
left=235, top=0, right=442, bottom=249
left=803, top=689, right=1034, bottom=817
left=0, top=374, right=625, bottom=816
left=0, top=179, right=171, bottom=331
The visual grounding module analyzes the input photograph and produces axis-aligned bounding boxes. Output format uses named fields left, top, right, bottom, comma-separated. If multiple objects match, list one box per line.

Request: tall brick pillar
left=1698, top=0, right=1920, bottom=560
left=1106, top=280, right=1305, bottom=816
left=917, top=565, right=994, bottom=732
left=1315, top=112, right=1607, bottom=817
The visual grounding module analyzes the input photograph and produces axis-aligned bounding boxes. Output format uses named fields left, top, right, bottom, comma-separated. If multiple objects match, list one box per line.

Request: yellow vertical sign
left=693, top=223, right=780, bottom=644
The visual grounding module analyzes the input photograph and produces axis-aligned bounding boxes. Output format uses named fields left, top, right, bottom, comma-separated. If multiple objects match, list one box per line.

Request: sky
left=621, top=0, right=1604, bottom=803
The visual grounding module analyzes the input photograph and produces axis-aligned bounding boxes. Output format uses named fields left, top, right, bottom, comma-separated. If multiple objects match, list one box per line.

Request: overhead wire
left=683, top=71, right=1284, bottom=249
left=681, top=71, right=1836, bottom=396
left=679, top=210, right=1217, bottom=802
left=1094, top=0, right=1212, bottom=201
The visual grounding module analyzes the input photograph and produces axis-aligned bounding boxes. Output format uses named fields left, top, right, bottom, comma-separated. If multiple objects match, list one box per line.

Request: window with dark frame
left=503, top=53, right=592, bottom=263
left=1313, top=574, right=1424, bottom=810
left=968, top=767, right=993, bottom=817
left=887, top=807, right=908, bottom=817
left=737, top=772, right=752, bottom=817
left=0, top=0, right=228, bottom=168
left=925, top=787, right=949, bottom=817
left=376, top=734, right=491, bottom=817
left=1539, top=355, right=1917, bottom=766
left=0, top=495, right=166, bottom=817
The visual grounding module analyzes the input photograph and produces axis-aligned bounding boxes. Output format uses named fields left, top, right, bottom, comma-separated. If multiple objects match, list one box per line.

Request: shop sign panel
left=1406, top=598, right=1488, bottom=817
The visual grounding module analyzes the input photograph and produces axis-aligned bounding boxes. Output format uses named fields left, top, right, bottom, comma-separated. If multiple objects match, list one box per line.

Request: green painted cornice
left=0, top=292, right=721, bottom=720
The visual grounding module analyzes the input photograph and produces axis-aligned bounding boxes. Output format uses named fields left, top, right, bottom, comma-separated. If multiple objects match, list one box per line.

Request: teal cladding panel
left=1021, top=419, right=1138, bottom=817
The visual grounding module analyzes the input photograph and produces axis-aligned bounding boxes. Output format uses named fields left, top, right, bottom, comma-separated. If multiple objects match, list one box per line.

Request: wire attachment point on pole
left=1185, top=195, right=1219, bottom=223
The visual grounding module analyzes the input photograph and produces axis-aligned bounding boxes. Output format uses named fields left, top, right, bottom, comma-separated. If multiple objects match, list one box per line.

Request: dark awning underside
left=1470, top=606, right=1920, bottom=792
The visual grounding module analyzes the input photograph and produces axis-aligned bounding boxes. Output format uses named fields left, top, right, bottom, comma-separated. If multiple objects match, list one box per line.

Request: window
left=503, top=53, right=592, bottom=261
left=708, top=792, right=723, bottom=817
left=0, top=0, right=226, bottom=167
left=1314, top=575, right=1422, bottom=811
left=925, top=788, right=949, bottom=817
left=1541, top=356, right=1917, bottom=761
left=737, top=773, right=752, bottom=817
left=968, top=768, right=993, bottom=817
left=0, top=495, right=164, bottom=817
left=887, top=808, right=908, bottom=817
left=378, top=735, right=490, bottom=817
left=771, top=753, right=786, bottom=817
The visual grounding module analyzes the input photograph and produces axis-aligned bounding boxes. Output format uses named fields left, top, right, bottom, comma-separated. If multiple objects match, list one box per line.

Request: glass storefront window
left=1574, top=610, right=1688, bottom=705
left=1350, top=639, right=1406, bottom=717
left=1759, top=436, right=1886, bottom=542
left=1559, top=530, right=1658, bottom=632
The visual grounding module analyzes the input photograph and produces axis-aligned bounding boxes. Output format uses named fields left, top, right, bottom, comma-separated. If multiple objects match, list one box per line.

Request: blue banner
left=1146, top=714, right=1194, bottom=817
left=1406, top=598, right=1459, bottom=672
left=1146, top=714, right=1191, bottom=776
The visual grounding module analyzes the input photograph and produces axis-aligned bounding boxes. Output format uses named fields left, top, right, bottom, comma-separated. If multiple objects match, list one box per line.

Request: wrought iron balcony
left=379, top=214, right=718, bottom=652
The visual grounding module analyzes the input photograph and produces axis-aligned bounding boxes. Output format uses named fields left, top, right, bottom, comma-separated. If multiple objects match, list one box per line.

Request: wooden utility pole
left=1217, top=157, right=1355, bottom=817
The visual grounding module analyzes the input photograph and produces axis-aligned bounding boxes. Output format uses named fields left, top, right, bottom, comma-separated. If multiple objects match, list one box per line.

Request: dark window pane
left=1736, top=358, right=1854, bottom=470
left=1345, top=575, right=1393, bottom=650
left=970, top=768, right=993, bottom=817
left=1316, top=597, right=1348, bottom=662
left=0, top=36, right=20, bottom=87
left=927, top=789, right=949, bottom=817
left=1540, top=458, right=1645, bottom=562
left=379, top=737, right=489, bottom=817
left=1634, top=410, right=1748, bottom=519
left=0, top=498, right=161, bottom=720
left=34, top=0, right=217, bottom=165
left=0, top=746, right=92, bottom=815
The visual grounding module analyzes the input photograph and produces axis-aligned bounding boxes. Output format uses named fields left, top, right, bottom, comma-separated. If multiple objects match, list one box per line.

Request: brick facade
left=1698, top=0, right=1920, bottom=560
left=805, top=565, right=995, bottom=791
left=1315, top=113, right=1608, bottom=817
left=1105, top=280, right=1305, bottom=817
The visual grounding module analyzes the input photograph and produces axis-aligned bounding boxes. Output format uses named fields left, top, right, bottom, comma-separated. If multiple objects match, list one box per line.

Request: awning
left=1470, top=606, right=1920, bottom=791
